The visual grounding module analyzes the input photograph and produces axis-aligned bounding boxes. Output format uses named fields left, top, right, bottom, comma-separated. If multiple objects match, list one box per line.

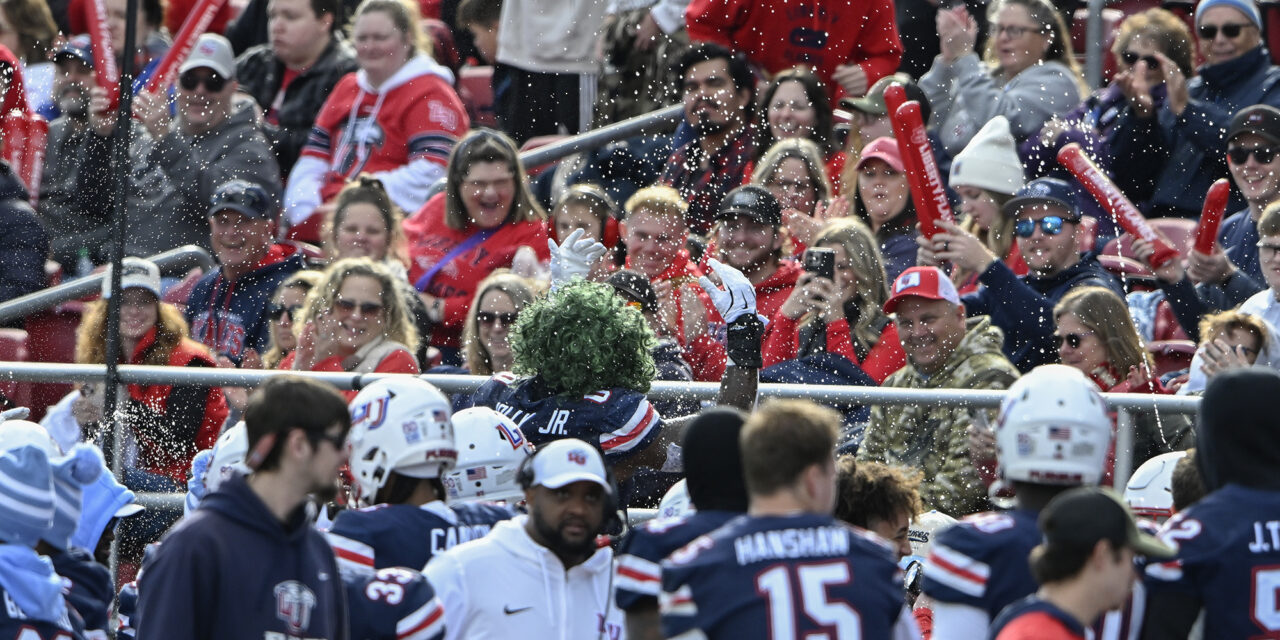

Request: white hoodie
left=424, top=516, right=625, bottom=640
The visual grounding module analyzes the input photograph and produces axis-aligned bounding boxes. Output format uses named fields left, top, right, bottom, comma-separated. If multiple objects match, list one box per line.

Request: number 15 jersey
left=659, top=513, right=920, bottom=640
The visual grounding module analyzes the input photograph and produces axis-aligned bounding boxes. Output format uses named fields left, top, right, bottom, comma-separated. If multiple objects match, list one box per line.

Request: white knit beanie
left=949, top=116, right=1026, bottom=197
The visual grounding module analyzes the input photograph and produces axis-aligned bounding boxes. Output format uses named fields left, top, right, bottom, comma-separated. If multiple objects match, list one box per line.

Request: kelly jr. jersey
left=470, top=373, right=663, bottom=462
left=1145, top=484, right=1280, bottom=638
left=327, top=501, right=514, bottom=578
left=923, top=509, right=1041, bottom=621
left=659, top=513, right=919, bottom=640
left=346, top=567, right=445, bottom=640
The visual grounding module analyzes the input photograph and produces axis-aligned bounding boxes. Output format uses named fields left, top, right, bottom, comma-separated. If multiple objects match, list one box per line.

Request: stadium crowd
left=1, top=0, right=1280, bottom=636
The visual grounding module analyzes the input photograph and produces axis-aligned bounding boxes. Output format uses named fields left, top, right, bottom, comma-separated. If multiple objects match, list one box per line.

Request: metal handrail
left=0, top=362, right=1202, bottom=414
left=0, top=245, right=216, bottom=324
left=1085, top=0, right=1107, bottom=89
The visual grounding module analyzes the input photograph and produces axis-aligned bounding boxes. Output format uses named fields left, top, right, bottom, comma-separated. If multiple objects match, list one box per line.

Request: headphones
left=549, top=184, right=622, bottom=249
left=516, top=440, right=624, bottom=536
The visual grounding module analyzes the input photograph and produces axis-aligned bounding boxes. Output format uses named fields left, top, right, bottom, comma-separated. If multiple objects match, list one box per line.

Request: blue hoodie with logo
left=135, top=474, right=347, bottom=640
left=184, top=247, right=305, bottom=362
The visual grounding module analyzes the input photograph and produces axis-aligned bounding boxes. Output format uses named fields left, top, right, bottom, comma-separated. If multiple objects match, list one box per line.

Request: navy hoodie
left=184, top=247, right=305, bottom=361
left=135, top=474, right=348, bottom=640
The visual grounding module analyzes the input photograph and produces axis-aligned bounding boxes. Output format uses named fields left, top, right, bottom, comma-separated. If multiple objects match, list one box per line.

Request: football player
left=441, top=407, right=535, bottom=505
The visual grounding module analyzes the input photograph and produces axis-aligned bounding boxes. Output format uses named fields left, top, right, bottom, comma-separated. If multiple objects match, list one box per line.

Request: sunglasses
left=477, top=311, right=518, bottom=326
left=179, top=71, right=227, bottom=92
left=334, top=298, right=384, bottom=316
left=307, top=428, right=347, bottom=449
left=1228, top=146, right=1278, bottom=164
left=1120, top=51, right=1161, bottom=68
left=1055, top=331, right=1095, bottom=349
left=1014, top=216, right=1077, bottom=238
left=268, top=303, right=302, bottom=322
left=1197, top=22, right=1251, bottom=40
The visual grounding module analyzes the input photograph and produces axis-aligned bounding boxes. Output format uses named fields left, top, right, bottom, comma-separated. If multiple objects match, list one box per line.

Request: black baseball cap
left=208, top=179, right=274, bottom=220
left=605, top=269, right=658, bottom=314
left=1003, top=177, right=1081, bottom=219
left=1229, top=104, right=1280, bottom=145
left=716, top=185, right=782, bottom=227
left=1039, top=487, right=1175, bottom=559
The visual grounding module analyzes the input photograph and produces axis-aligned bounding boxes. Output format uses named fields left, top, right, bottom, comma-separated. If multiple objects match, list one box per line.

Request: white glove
left=697, top=258, right=758, bottom=324
left=548, top=228, right=608, bottom=288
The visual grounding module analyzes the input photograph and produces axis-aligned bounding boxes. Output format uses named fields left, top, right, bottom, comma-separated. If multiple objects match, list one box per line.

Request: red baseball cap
left=854, top=137, right=906, bottom=173
left=883, top=266, right=962, bottom=314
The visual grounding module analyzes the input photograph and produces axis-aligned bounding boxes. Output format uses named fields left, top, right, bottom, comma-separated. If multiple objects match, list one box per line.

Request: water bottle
left=76, top=247, right=93, bottom=279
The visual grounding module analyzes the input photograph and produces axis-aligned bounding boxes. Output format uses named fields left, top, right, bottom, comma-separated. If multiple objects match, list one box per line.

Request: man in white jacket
left=425, top=438, right=625, bottom=640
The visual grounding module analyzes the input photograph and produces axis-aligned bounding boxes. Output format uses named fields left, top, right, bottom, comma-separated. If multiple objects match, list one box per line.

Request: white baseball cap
left=530, top=439, right=611, bottom=494
left=179, top=34, right=236, bottom=79
left=102, top=257, right=161, bottom=299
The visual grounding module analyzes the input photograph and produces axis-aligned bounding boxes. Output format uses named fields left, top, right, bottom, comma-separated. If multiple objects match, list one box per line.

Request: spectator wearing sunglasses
left=284, top=258, right=419, bottom=400
left=457, top=271, right=539, bottom=378
left=921, top=177, right=1123, bottom=372
left=185, top=179, right=306, bottom=363
left=261, top=270, right=324, bottom=370
left=1109, top=0, right=1280, bottom=220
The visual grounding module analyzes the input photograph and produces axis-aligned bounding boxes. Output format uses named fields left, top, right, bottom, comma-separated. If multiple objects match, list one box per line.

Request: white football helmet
left=996, top=364, right=1112, bottom=486
left=442, top=407, right=534, bottom=504
left=206, top=422, right=250, bottom=493
left=656, top=479, right=694, bottom=519
left=0, top=418, right=61, bottom=456
left=347, top=378, right=457, bottom=507
left=1124, top=451, right=1186, bottom=523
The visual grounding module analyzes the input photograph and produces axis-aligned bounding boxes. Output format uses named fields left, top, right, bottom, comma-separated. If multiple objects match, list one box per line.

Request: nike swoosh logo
left=503, top=605, right=532, bottom=615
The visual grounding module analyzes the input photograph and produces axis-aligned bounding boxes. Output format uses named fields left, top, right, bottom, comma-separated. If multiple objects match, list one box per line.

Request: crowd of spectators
left=3, top=0, right=1280, bottom=635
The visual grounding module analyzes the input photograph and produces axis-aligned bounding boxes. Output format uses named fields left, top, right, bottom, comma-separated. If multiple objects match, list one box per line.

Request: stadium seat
left=520, top=135, right=569, bottom=176
left=1101, top=218, right=1197, bottom=261
left=1147, top=339, right=1195, bottom=377
left=23, top=304, right=84, bottom=422
left=162, top=268, right=206, bottom=314
left=0, top=328, right=31, bottom=410
left=459, top=66, right=498, bottom=129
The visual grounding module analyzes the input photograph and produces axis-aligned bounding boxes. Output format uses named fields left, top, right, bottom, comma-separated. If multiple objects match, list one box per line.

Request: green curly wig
left=511, top=280, right=657, bottom=397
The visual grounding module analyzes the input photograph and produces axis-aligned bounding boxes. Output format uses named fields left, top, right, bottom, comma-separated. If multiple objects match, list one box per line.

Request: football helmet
left=207, top=422, right=250, bottom=493
left=443, top=407, right=534, bottom=504
left=348, top=378, right=457, bottom=507
left=996, top=364, right=1112, bottom=486
left=1124, top=450, right=1186, bottom=523
left=656, top=479, right=694, bottom=519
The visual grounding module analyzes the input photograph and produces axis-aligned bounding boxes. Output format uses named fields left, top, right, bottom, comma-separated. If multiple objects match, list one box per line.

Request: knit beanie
left=1195, top=0, right=1262, bottom=29
left=949, top=116, right=1026, bottom=196
left=46, top=444, right=104, bottom=551
left=0, top=445, right=56, bottom=548
left=682, top=407, right=749, bottom=513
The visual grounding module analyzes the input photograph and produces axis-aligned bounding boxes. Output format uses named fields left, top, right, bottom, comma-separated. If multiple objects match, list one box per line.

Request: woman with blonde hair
left=752, top=138, right=850, bottom=252
left=764, top=218, right=906, bottom=383
left=285, top=258, right=420, bottom=398
left=460, top=271, right=540, bottom=375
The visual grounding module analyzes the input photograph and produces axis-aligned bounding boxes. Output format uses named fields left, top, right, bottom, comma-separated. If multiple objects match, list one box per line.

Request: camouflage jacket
left=858, top=316, right=1020, bottom=516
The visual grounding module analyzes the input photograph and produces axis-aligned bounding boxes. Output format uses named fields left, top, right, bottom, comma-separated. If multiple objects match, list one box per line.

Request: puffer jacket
left=857, top=316, right=1020, bottom=516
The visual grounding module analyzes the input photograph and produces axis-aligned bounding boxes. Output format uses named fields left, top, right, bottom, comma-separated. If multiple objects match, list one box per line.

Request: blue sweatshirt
left=184, top=248, right=305, bottom=361
left=135, top=474, right=348, bottom=640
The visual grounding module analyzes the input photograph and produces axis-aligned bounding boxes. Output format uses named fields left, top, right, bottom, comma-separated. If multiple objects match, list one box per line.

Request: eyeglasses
left=268, top=303, right=302, bottom=322
left=334, top=298, right=384, bottom=316
left=178, top=70, right=227, bottom=92
left=1120, top=51, right=1161, bottom=68
left=1257, top=242, right=1280, bottom=260
left=1014, top=216, right=1077, bottom=238
left=991, top=23, right=1044, bottom=38
left=1197, top=22, right=1252, bottom=41
left=1228, top=146, right=1278, bottom=165
left=1055, top=331, right=1095, bottom=349
left=477, top=311, right=518, bottom=326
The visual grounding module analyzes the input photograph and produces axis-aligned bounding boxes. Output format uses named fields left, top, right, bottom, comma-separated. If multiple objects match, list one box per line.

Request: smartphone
left=803, top=248, right=835, bottom=281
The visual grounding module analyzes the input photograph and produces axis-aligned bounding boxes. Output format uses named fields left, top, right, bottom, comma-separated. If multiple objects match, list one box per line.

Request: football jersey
left=50, top=549, right=112, bottom=636
left=115, top=581, right=138, bottom=640
left=923, top=509, right=1041, bottom=620
left=471, top=374, right=663, bottom=462
left=614, top=510, right=737, bottom=611
left=989, top=596, right=1087, bottom=640
left=1144, top=484, right=1280, bottom=638
left=0, top=585, right=80, bottom=640
left=659, top=513, right=917, bottom=639
left=346, top=567, right=445, bottom=640
left=327, top=501, right=514, bottom=577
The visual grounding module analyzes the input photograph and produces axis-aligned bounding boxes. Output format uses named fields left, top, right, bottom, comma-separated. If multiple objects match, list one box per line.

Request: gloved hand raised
left=548, top=228, right=608, bottom=288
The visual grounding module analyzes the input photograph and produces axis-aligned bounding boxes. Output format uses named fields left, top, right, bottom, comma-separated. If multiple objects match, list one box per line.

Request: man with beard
left=37, top=35, right=176, bottom=271
left=425, top=438, right=626, bottom=640
left=712, top=185, right=799, bottom=320
left=919, top=177, right=1123, bottom=371
left=857, top=266, right=1019, bottom=516
left=660, top=42, right=756, bottom=235
left=87, top=33, right=280, bottom=256
left=135, top=375, right=350, bottom=639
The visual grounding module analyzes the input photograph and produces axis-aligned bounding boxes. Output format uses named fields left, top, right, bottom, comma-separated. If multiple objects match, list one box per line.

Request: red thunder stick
left=21, top=114, right=48, bottom=206
left=1057, top=143, right=1178, bottom=268
left=1193, top=178, right=1231, bottom=255
left=889, top=101, right=954, bottom=238
left=143, top=0, right=228, bottom=94
left=884, top=83, right=908, bottom=116
left=2, top=111, right=26, bottom=175
left=85, top=0, right=120, bottom=110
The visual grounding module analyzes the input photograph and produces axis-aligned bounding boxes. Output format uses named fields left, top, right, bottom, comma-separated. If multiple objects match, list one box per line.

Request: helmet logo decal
left=351, top=391, right=394, bottom=431
left=496, top=421, right=526, bottom=450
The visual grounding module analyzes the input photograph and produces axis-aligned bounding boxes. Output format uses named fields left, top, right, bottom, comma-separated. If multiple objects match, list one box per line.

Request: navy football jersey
left=50, top=549, right=111, bottom=637
left=1145, top=484, right=1280, bottom=638
left=0, top=582, right=81, bottom=640
left=659, top=513, right=918, bottom=639
left=614, top=510, right=737, bottom=611
left=923, top=509, right=1040, bottom=621
left=346, top=567, right=444, bottom=640
left=115, top=581, right=138, bottom=640
left=470, top=373, right=663, bottom=461
left=327, top=501, right=514, bottom=577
